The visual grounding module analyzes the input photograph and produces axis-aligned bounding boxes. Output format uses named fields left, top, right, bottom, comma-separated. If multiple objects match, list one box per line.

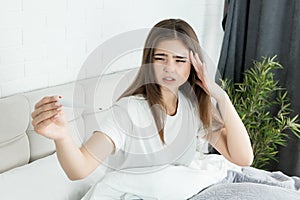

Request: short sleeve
left=83, top=99, right=133, bottom=159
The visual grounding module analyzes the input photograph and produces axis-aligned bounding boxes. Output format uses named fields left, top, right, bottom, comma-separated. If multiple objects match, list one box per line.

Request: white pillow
left=0, top=153, right=106, bottom=200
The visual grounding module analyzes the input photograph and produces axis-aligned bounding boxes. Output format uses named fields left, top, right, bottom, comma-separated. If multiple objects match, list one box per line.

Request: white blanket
left=82, top=154, right=241, bottom=200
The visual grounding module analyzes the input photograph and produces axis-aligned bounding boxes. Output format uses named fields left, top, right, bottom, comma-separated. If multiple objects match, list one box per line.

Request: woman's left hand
left=189, top=51, right=223, bottom=99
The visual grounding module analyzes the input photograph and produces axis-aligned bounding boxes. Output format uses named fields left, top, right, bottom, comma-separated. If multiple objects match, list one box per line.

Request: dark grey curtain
left=218, top=0, right=300, bottom=176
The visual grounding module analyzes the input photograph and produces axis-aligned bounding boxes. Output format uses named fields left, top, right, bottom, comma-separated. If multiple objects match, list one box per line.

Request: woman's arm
left=190, top=52, right=253, bottom=166
left=54, top=132, right=114, bottom=180
left=31, top=96, right=114, bottom=180
left=209, top=91, right=254, bottom=166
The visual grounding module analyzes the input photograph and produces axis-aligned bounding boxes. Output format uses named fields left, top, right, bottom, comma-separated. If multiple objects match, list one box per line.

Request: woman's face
left=153, top=39, right=191, bottom=93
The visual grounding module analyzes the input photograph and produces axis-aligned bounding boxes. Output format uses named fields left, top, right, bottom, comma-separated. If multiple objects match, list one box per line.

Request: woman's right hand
left=31, top=96, right=70, bottom=141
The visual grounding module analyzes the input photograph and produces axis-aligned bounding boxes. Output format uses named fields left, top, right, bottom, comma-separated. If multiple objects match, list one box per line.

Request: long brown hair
left=119, top=19, right=212, bottom=144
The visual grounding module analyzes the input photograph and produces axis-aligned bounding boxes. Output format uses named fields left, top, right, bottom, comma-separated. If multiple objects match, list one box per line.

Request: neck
left=161, top=87, right=178, bottom=116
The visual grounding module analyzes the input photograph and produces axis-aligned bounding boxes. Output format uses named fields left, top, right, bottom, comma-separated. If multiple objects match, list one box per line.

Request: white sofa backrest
left=0, top=95, right=30, bottom=173
left=79, top=68, right=138, bottom=113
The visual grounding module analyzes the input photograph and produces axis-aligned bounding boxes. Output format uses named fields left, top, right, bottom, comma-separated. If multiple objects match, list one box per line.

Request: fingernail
left=53, top=95, right=62, bottom=100
left=55, top=102, right=61, bottom=106
left=54, top=114, right=60, bottom=118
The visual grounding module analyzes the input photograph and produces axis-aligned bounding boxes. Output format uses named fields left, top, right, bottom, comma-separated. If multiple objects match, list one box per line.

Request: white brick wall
left=0, top=0, right=224, bottom=98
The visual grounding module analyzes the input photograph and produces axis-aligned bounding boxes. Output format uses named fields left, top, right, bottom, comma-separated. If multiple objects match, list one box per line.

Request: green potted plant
left=221, top=56, right=300, bottom=169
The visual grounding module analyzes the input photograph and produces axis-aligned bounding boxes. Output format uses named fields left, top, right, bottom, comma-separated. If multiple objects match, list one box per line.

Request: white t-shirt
left=82, top=91, right=229, bottom=199
left=85, top=91, right=213, bottom=173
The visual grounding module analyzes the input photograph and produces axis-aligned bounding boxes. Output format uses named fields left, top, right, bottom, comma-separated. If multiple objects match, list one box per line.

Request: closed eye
left=154, top=57, right=165, bottom=61
left=176, top=60, right=186, bottom=63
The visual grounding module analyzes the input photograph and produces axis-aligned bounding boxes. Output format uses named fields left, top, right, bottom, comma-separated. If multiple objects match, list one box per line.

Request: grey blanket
left=189, top=167, right=300, bottom=200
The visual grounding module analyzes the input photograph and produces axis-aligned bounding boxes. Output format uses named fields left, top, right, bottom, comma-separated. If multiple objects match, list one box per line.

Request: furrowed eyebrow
left=173, top=55, right=187, bottom=59
left=154, top=53, right=167, bottom=57
left=154, top=53, right=187, bottom=59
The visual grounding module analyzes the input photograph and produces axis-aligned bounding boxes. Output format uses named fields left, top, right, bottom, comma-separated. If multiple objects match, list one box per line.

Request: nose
left=163, top=59, right=176, bottom=73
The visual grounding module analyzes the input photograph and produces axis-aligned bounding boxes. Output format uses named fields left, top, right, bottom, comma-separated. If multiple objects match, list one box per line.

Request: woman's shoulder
left=116, top=94, right=146, bottom=103
left=114, top=95, right=154, bottom=125
left=114, top=94, right=148, bottom=110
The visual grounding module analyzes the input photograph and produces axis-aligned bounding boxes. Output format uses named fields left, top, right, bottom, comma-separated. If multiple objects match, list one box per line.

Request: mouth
left=162, top=76, right=176, bottom=83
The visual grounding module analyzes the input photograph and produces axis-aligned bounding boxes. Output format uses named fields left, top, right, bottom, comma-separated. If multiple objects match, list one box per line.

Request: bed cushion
left=0, top=153, right=107, bottom=200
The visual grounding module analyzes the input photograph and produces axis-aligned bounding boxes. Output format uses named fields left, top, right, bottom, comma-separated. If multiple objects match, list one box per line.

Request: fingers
left=33, top=114, right=58, bottom=133
left=190, top=51, right=199, bottom=73
left=32, top=101, right=62, bottom=118
left=194, top=52, right=203, bottom=66
left=32, top=108, right=62, bottom=127
left=190, top=51, right=211, bottom=94
left=190, top=51, right=205, bottom=74
left=31, top=95, right=63, bottom=126
left=195, top=53, right=207, bottom=75
left=34, top=95, right=61, bottom=110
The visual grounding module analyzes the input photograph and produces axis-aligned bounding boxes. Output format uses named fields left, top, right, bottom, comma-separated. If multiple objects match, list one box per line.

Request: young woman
left=31, top=19, right=253, bottom=198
